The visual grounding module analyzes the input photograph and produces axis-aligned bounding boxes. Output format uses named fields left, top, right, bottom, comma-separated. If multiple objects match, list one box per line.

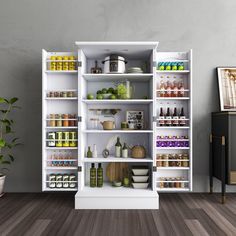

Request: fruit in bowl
left=96, top=94, right=104, bottom=100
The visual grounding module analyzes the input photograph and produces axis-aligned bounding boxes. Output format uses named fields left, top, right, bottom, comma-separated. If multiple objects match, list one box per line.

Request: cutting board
left=106, top=163, right=129, bottom=182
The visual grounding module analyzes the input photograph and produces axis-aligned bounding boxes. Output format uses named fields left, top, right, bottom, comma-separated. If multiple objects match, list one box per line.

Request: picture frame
left=126, top=110, right=144, bottom=130
left=217, top=67, right=236, bottom=111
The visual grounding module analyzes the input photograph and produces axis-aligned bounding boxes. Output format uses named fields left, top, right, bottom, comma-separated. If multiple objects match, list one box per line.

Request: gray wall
left=0, top=0, right=236, bottom=192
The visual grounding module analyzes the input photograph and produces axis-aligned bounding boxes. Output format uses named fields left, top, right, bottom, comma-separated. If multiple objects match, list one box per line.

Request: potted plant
left=0, top=97, right=21, bottom=197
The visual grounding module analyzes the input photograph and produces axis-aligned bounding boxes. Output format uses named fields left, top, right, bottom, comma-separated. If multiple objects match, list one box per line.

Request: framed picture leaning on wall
left=217, top=67, right=236, bottom=111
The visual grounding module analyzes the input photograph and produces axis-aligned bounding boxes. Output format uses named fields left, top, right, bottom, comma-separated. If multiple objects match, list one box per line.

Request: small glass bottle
left=87, top=146, right=93, bottom=158
left=122, top=143, right=128, bottom=158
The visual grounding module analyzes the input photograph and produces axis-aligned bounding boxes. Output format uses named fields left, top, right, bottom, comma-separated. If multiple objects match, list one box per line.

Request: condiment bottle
left=90, top=163, right=96, bottom=187
left=97, top=163, right=103, bottom=187
left=122, top=143, right=128, bottom=158
left=87, top=146, right=93, bottom=158
left=115, top=137, right=122, bottom=157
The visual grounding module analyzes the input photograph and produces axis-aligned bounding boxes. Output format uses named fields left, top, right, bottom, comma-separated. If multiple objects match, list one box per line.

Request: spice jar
left=56, top=114, right=62, bottom=127
left=159, top=178, right=164, bottom=188
left=62, top=114, right=69, bottom=127
left=49, top=114, right=56, bottom=127
left=67, top=91, right=74, bottom=97
left=68, top=114, right=74, bottom=127
left=62, top=92, right=67, bottom=98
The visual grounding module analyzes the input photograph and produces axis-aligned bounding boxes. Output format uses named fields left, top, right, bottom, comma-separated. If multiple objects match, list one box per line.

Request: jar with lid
left=68, top=114, right=75, bottom=127
left=159, top=178, right=164, bottom=188
left=56, top=114, right=62, bottom=127
left=49, top=114, right=56, bottom=127
left=89, top=118, right=99, bottom=130
left=63, top=114, right=69, bottom=127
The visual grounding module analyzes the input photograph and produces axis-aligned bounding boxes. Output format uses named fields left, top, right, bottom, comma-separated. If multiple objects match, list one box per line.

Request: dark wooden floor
left=0, top=193, right=236, bottom=236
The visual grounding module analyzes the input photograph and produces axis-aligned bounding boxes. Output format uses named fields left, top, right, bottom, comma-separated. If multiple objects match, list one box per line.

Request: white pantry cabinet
left=42, top=42, right=192, bottom=209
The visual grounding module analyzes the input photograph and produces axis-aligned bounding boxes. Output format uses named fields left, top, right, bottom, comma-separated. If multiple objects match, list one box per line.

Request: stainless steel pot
left=102, top=55, right=127, bottom=73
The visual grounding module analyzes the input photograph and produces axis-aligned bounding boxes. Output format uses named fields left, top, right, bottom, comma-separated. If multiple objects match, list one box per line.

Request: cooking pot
left=100, top=120, right=115, bottom=130
left=102, top=55, right=127, bottom=74
left=130, top=145, right=146, bottom=159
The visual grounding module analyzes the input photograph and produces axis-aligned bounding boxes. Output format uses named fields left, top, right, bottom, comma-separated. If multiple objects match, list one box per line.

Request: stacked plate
left=127, top=67, right=143, bottom=74
left=131, top=166, right=149, bottom=189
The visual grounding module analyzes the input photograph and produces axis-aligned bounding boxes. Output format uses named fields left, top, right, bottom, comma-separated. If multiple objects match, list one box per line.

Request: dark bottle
left=172, top=107, right=179, bottom=126
left=165, top=107, right=172, bottom=126
left=97, top=163, right=103, bottom=187
left=115, top=137, right=122, bottom=157
left=159, top=107, right=165, bottom=126
left=90, top=163, right=96, bottom=187
left=179, top=107, right=186, bottom=126
left=87, top=146, right=93, bottom=158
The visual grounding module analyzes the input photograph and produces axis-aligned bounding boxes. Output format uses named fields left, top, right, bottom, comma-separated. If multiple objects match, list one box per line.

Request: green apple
left=96, top=90, right=102, bottom=94
left=96, top=94, right=104, bottom=100
left=108, top=87, right=114, bottom=94
left=87, top=94, right=94, bottom=99
left=109, top=94, right=116, bottom=99
left=101, top=88, right=107, bottom=94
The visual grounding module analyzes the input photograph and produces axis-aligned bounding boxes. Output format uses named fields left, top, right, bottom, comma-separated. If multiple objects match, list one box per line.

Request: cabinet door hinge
left=153, top=166, right=157, bottom=172
left=153, top=116, right=157, bottom=122
left=78, top=166, right=82, bottom=172
left=78, top=116, right=82, bottom=122
left=78, top=61, right=82, bottom=67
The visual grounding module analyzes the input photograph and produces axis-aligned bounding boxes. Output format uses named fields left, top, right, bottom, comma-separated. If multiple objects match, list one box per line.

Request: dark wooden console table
left=210, top=112, right=236, bottom=203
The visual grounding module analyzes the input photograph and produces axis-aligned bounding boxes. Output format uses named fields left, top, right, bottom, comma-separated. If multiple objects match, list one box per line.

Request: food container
left=132, top=182, right=149, bottom=189
left=132, top=167, right=149, bottom=176
left=132, top=176, right=149, bottom=183
left=102, top=55, right=127, bottom=74
left=100, top=120, right=115, bottom=130
left=131, top=145, right=146, bottom=159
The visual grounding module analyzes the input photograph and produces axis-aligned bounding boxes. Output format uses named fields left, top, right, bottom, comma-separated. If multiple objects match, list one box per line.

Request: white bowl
left=132, top=176, right=149, bottom=183
left=132, top=182, right=149, bottom=189
left=132, top=169, right=149, bottom=176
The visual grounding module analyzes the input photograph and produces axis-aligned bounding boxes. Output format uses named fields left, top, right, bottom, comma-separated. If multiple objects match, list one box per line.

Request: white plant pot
left=0, top=175, right=6, bottom=195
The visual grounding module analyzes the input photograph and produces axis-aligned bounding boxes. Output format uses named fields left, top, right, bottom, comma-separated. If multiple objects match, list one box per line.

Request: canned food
left=49, top=174, right=56, bottom=188
left=62, top=132, right=70, bottom=147
left=56, top=132, right=63, bottom=147
left=50, top=56, right=57, bottom=71
left=56, top=174, right=63, bottom=188
left=69, top=132, right=77, bottom=147
left=56, top=56, right=63, bottom=70
left=63, top=56, right=69, bottom=71
left=47, top=132, right=56, bottom=147
left=68, top=56, right=76, bottom=70
left=69, top=174, right=76, bottom=188
left=63, top=174, right=69, bottom=188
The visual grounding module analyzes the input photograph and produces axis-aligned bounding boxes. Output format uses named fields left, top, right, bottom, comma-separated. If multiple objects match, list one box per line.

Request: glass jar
left=89, top=118, right=99, bottom=129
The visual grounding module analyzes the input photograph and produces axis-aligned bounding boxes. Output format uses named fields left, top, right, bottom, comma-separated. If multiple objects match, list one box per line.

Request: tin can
left=49, top=174, right=56, bottom=188
left=63, top=174, right=69, bottom=188
left=62, top=132, right=70, bottom=147
left=69, top=174, right=76, bottom=188
left=56, top=132, right=63, bottom=147
left=56, top=174, right=63, bottom=188
left=47, top=132, right=56, bottom=147
left=68, top=56, right=76, bottom=70
left=50, top=56, right=57, bottom=71
left=56, top=56, right=63, bottom=70
left=69, top=132, right=77, bottom=147
left=62, top=56, right=69, bottom=71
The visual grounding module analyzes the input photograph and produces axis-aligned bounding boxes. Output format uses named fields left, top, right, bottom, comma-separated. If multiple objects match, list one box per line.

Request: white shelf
left=83, top=155, right=153, bottom=163
left=157, top=188, right=190, bottom=192
left=45, top=126, right=78, bottom=129
left=156, top=70, right=189, bottom=73
left=83, top=130, right=153, bottom=133
left=46, top=159, right=77, bottom=161
left=45, top=97, right=78, bottom=100
left=44, top=188, right=77, bottom=191
left=82, top=99, right=153, bottom=104
left=156, top=97, right=189, bottom=100
left=156, top=167, right=190, bottom=170
left=45, top=167, right=77, bottom=170
left=45, top=70, right=77, bottom=74
left=156, top=180, right=189, bottom=183
left=82, top=73, right=153, bottom=82
left=156, top=147, right=189, bottom=150
left=45, top=147, right=78, bottom=150
left=156, top=126, right=190, bottom=129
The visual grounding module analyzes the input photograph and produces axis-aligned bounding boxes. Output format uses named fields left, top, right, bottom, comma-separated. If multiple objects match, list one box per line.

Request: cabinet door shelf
left=156, top=188, right=190, bottom=192
left=83, top=156, right=153, bottom=163
left=82, top=99, right=153, bottom=105
left=156, top=126, right=190, bottom=129
left=45, top=147, right=78, bottom=150
left=156, top=147, right=190, bottom=150
left=156, top=97, right=190, bottom=100
left=156, top=167, right=190, bottom=170
left=45, top=97, right=78, bottom=100
left=46, top=127, right=78, bottom=129
left=156, top=70, right=189, bottom=73
left=83, top=130, right=153, bottom=133
left=45, top=70, right=77, bottom=74
left=45, top=167, right=77, bottom=170
left=44, top=188, right=77, bottom=191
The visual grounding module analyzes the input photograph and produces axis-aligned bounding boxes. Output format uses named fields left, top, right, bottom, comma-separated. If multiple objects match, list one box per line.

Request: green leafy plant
left=0, top=97, right=21, bottom=176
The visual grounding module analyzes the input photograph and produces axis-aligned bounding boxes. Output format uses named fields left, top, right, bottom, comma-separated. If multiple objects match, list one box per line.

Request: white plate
left=132, top=176, right=149, bottom=183
left=132, top=182, right=149, bottom=189
left=132, top=169, right=149, bottom=176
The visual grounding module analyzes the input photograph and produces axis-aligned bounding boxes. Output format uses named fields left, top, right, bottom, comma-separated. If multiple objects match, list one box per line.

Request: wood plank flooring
left=0, top=193, right=236, bottom=236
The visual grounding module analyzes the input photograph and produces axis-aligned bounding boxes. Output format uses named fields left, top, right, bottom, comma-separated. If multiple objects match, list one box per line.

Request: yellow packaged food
left=63, top=56, right=69, bottom=71
left=56, top=56, right=63, bottom=71
left=68, top=56, right=76, bottom=70
left=50, top=56, right=57, bottom=71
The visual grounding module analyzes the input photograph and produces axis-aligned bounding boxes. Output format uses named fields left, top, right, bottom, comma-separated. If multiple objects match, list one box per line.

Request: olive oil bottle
left=97, top=163, right=103, bottom=187
left=90, top=163, right=96, bottom=187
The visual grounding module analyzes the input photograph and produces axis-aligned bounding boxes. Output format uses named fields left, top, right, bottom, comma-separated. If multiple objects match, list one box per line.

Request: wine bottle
left=165, top=107, right=172, bottom=126
left=122, top=143, right=128, bottom=158
left=159, top=107, right=165, bottom=126
left=97, top=163, right=103, bottom=187
left=179, top=107, right=186, bottom=126
left=172, top=107, right=179, bottom=126
left=115, top=137, right=122, bottom=157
